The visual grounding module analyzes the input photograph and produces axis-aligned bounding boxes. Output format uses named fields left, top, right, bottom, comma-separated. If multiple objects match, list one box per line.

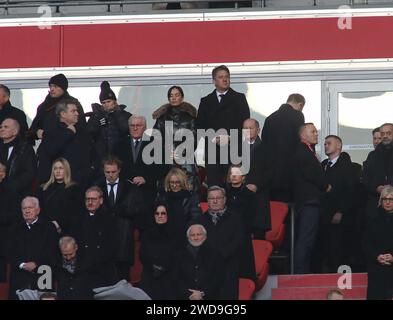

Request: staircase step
left=277, top=273, right=367, bottom=288
left=272, top=286, right=367, bottom=300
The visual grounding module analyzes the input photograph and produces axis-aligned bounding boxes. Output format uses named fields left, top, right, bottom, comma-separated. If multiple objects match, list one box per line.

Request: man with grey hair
left=175, top=223, right=223, bottom=300
left=37, top=99, right=92, bottom=186
left=363, top=123, right=393, bottom=219
left=8, top=196, right=58, bottom=300
left=0, top=84, right=28, bottom=135
left=55, top=236, right=94, bottom=300
left=116, top=115, right=159, bottom=230
left=196, top=186, right=244, bottom=299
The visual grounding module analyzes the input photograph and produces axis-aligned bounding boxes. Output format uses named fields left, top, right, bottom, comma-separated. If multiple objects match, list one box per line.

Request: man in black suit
left=37, top=99, right=92, bottom=187
left=74, top=186, right=118, bottom=289
left=243, top=118, right=272, bottom=239
left=261, top=93, right=305, bottom=202
left=293, top=123, right=330, bottom=274
left=56, top=236, right=94, bottom=300
left=116, top=115, right=159, bottom=230
left=8, top=196, right=59, bottom=300
left=197, top=186, right=244, bottom=299
left=0, top=118, right=37, bottom=218
left=196, top=65, right=250, bottom=187
left=175, top=224, right=223, bottom=300
left=314, top=135, right=356, bottom=273
left=362, top=123, right=393, bottom=220
left=95, top=156, right=144, bottom=281
left=0, top=85, right=28, bottom=136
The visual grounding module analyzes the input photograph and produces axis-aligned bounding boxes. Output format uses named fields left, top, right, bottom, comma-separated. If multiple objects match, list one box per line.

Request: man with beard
left=174, top=224, right=223, bottom=300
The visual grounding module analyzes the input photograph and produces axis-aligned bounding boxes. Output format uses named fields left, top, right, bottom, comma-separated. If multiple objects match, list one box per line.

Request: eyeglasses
left=207, top=196, right=225, bottom=201
left=129, top=124, right=144, bottom=128
left=155, top=211, right=167, bottom=216
left=381, top=198, right=393, bottom=202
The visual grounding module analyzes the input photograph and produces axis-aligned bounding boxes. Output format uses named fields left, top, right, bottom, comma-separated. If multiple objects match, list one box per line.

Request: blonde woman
left=158, top=168, right=201, bottom=232
left=36, top=158, right=83, bottom=234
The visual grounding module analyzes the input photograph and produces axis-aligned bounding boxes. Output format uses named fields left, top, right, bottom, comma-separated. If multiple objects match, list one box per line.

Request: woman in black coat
left=364, top=185, right=393, bottom=300
left=226, top=165, right=257, bottom=283
left=140, top=203, right=184, bottom=300
left=157, top=168, right=201, bottom=233
left=36, top=158, right=83, bottom=235
left=152, top=86, right=200, bottom=193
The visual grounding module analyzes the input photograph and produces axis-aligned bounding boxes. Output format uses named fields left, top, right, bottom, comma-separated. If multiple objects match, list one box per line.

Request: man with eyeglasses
left=73, top=186, right=118, bottom=289
left=196, top=186, right=244, bottom=300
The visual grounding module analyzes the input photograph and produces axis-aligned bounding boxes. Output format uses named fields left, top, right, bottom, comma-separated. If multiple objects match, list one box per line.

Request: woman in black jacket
left=36, top=158, right=83, bottom=235
left=158, top=168, right=201, bottom=233
left=152, top=86, right=200, bottom=193
left=364, top=185, right=393, bottom=300
left=226, top=165, right=257, bottom=282
left=140, top=203, right=184, bottom=299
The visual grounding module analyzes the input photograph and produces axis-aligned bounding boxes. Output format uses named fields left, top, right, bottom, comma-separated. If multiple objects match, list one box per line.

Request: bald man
left=0, top=118, right=37, bottom=216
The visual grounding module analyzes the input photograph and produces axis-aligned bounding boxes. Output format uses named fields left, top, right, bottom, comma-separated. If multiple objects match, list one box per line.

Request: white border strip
left=1, top=7, right=393, bottom=27
left=1, top=58, right=393, bottom=80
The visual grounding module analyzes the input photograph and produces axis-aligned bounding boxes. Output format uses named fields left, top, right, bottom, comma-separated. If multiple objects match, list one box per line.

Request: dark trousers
left=294, top=204, right=320, bottom=274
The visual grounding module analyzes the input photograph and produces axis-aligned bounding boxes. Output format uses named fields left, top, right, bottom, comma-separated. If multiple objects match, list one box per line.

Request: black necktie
left=108, top=183, right=117, bottom=207
left=134, top=139, right=140, bottom=149
left=325, top=160, right=333, bottom=172
left=219, top=94, right=225, bottom=103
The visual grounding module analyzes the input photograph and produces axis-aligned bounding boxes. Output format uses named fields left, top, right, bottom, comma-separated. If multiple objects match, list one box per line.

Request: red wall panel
left=0, top=26, right=61, bottom=68
left=0, top=16, right=393, bottom=69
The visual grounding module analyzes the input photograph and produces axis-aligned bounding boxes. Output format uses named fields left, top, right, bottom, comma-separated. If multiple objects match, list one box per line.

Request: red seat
left=265, top=201, right=288, bottom=250
left=253, top=240, right=273, bottom=291
left=200, top=202, right=208, bottom=213
left=239, top=278, right=255, bottom=300
left=130, top=229, right=143, bottom=285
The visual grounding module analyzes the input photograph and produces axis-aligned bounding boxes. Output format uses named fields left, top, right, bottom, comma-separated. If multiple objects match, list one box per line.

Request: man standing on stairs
left=293, top=123, right=331, bottom=274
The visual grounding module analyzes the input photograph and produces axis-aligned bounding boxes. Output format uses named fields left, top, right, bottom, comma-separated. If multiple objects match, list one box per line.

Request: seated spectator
left=364, top=185, right=393, bottom=300
left=196, top=186, right=244, bottom=299
left=174, top=224, right=223, bottom=300
left=158, top=168, right=201, bottom=232
left=7, top=196, right=59, bottom=300
left=73, top=186, right=118, bottom=289
left=36, top=158, right=83, bottom=235
left=55, top=236, right=94, bottom=300
left=140, top=203, right=184, bottom=300
left=0, top=118, right=37, bottom=218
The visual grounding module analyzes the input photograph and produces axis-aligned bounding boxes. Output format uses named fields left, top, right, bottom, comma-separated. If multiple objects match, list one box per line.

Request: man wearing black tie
left=95, top=156, right=144, bottom=280
left=196, top=65, right=250, bottom=187
left=116, top=115, right=158, bottom=230
left=293, top=123, right=331, bottom=274
left=314, top=135, right=355, bottom=273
